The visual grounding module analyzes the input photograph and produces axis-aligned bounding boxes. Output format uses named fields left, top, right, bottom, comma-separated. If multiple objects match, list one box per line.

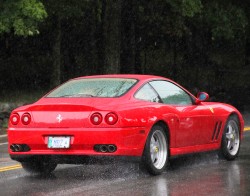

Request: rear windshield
left=46, top=78, right=138, bottom=98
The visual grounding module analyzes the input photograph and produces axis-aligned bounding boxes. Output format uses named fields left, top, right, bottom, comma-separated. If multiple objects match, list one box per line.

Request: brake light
left=105, top=112, right=118, bottom=125
left=10, top=113, right=20, bottom=125
left=90, top=113, right=103, bottom=125
left=21, top=113, right=31, bottom=125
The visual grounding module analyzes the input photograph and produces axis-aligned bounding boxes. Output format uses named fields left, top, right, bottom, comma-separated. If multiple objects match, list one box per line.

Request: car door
left=173, top=104, right=215, bottom=147
left=149, top=80, right=215, bottom=147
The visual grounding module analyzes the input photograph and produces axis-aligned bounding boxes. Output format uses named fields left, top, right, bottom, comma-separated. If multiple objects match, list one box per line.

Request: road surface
left=0, top=128, right=250, bottom=195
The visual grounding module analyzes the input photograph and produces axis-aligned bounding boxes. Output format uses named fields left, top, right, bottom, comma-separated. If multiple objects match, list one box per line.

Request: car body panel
left=8, top=126, right=146, bottom=156
left=8, top=74, right=244, bottom=162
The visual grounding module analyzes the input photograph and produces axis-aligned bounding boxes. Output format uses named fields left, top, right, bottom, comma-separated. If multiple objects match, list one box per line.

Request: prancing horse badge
left=56, top=114, right=63, bottom=123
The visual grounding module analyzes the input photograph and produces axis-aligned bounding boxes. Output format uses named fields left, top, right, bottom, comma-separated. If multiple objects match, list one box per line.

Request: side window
left=134, top=83, right=160, bottom=103
left=150, top=80, right=193, bottom=105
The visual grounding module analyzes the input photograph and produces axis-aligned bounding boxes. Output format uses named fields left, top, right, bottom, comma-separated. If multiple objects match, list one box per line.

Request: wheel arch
left=228, top=112, right=243, bottom=137
left=229, top=112, right=240, bottom=120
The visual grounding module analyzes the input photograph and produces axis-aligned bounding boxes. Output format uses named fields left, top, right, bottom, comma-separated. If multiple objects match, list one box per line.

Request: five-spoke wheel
left=220, top=115, right=241, bottom=160
left=142, top=125, right=168, bottom=175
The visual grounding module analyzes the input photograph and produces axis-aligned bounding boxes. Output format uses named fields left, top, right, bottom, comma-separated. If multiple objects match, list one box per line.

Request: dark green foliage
left=0, top=0, right=47, bottom=36
left=0, top=0, right=249, bottom=111
left=203, top=1, right=247, bottom=40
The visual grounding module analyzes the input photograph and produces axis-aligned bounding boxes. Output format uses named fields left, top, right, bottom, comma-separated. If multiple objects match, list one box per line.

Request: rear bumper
left=8, top=127, right=147, bottom=157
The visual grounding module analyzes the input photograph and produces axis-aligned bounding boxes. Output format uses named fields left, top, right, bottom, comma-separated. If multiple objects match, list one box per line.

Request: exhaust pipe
left=107, top=145, right=117, bottom=153
left=14, top=144, right=23, bottom=152
left=94, top=144, right=117, bottom=153
left=10, top=145, right=16, bottom=152
left=100, top=145, right=108, bottom=153
left=10, top=144, right=30, bottom=152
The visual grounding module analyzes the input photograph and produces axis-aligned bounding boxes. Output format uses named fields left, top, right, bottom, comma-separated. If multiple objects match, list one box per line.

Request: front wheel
left=220, top=115, right=241, bottom=160
left=141, top=125, right=168, bottom=175
left=21, top=160, right=57, bottom=175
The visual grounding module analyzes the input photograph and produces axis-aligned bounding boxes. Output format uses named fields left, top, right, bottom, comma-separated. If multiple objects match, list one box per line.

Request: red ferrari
left=8, top=75, right=244, bottom=175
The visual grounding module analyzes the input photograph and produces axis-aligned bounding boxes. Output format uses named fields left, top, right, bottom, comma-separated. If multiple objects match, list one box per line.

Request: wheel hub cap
left=225, top=120, right=240, bottom=156
left=150, top=130, right=167, bottom=169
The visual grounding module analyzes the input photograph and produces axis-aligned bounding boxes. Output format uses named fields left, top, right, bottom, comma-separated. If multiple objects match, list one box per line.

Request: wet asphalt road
left=0, top=131, right=250, bottom=196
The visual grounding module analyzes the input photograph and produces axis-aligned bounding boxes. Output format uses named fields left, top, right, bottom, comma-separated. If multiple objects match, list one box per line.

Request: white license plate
left=48, top=136, right=70, bottom=148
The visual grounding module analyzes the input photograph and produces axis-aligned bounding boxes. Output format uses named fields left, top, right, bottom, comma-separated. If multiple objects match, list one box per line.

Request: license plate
left=48, top=136, right=70, bottom=148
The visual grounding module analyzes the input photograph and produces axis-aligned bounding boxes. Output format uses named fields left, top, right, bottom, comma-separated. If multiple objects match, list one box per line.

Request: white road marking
left=0, top=134, right=7, bottom=138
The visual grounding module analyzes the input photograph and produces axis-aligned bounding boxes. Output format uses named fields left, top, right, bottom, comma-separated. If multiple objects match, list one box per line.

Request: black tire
left=141, top=125, right=168, bottom=175
left=21, top=160, right=57, bottom=175
left=220, top=115, right=241, bottom=160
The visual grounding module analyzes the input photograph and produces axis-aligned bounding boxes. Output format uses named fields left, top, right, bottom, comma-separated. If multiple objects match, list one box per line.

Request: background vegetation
left=0, top=0, right=249, bottom=111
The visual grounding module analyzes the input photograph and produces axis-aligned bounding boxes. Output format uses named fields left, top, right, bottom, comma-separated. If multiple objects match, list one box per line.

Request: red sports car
left=8, top=75, right=244, bottom=175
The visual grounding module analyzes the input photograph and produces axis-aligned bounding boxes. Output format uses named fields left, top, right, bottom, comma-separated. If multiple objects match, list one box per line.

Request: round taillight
left=105, top=112, right=118, bottom=125
left=10, top=113, right=20, bottom=125
left=21, top=113, right=31, bottom=125
left=90, top=113, right=103, bottom=125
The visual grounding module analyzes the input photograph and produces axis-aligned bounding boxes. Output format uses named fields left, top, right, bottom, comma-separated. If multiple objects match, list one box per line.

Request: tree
left=0, top=0, right=47, bottom=36
left=41, top=0, right=88, bottom=87
left=102, top=0, right=121, bottom=74
left=120, top=0, right=136, bottom=74
left=123, top=0, right=203, bottom=76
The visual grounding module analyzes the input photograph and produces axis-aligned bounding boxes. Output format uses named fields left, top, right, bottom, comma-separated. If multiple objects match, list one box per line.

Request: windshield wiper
left=59, top=94, right=95, bottom=98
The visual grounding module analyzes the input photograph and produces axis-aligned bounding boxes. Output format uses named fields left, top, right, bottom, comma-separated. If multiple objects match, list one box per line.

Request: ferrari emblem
left=56, top=114, right=63, bottom=123
left=209, top=107, right=214, bottom=113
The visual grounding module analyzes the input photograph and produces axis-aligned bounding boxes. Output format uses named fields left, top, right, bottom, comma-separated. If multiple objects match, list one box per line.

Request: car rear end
left=8, top=76, right=148, bottom=163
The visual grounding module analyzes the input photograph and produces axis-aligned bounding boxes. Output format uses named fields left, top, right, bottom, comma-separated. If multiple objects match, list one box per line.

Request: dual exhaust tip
left=94, top=144, right=117, bottom=153
left=10, top=143, right=116, bottom=153
left=10, top=144, right=30, bottom=152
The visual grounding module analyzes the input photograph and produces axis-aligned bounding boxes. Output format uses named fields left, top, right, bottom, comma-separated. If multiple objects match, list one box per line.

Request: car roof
left=74, top=74, right=167, bottom=81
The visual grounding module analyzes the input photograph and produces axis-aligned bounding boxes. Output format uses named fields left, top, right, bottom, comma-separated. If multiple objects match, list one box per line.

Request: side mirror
left=196, top=92, right=209, bottom=103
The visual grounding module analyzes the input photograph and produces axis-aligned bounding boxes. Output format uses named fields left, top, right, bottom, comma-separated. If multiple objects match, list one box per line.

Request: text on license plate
left=48, top=136, right=70, bottom=148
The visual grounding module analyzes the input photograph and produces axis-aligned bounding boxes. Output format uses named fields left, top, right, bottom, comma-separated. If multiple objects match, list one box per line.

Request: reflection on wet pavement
left=1, top=132, right=250, bottom=195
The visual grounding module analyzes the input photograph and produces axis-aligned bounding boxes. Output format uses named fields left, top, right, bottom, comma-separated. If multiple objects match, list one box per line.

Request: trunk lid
left=25, top=97, right=122, bottom=128
left=28, top=98, right=95, bottom=128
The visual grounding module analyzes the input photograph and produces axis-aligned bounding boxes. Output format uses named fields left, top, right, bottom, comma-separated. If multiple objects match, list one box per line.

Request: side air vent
left=212, top=121, right=222, bottom=141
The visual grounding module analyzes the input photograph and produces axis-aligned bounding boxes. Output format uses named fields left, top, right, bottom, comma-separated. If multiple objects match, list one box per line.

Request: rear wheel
left=141, top=125, right=168, bottom=175
left=220, top=115, right=241, bottom=160
left=21, top=160, right=57, bottom=175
